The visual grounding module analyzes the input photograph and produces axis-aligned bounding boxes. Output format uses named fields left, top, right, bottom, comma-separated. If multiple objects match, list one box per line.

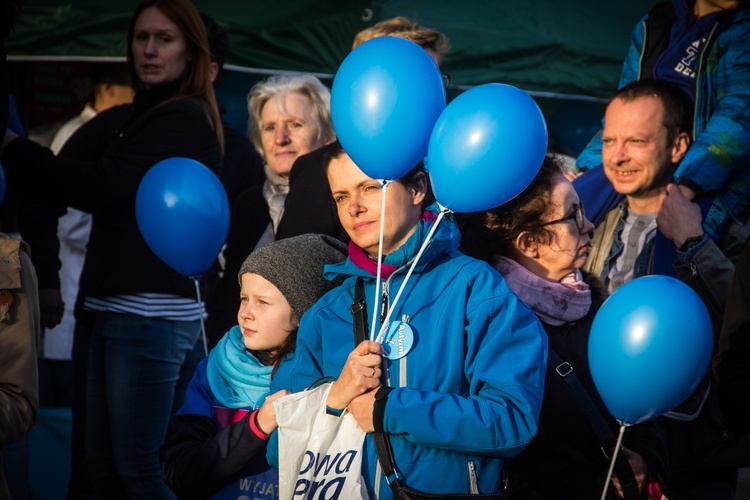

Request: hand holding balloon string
left=327, top=340, right=383, bottom=411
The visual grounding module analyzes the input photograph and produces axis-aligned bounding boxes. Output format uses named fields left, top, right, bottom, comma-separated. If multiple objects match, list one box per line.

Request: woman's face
left=237, top=273, right=296, bottom=354
left=328, top=153, right=425, bottom=256
left=528, top=177, right=595, bottom=282
left=260, top=91, right=323, bottom=178
left=132, top=6, right=189, bottom=88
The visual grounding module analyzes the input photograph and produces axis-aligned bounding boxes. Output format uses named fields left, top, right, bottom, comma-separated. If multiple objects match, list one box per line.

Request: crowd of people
left=1, top=0, right=749, bottom=498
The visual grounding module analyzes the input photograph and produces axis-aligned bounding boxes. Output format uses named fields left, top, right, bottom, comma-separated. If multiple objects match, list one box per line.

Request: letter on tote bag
left=275, top=383, right=368, bottom=499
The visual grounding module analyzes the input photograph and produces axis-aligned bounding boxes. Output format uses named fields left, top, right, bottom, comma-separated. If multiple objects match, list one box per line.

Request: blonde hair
left=246, top=74, right=334, bottom=159
left=352, top=16, right=450, bottom=63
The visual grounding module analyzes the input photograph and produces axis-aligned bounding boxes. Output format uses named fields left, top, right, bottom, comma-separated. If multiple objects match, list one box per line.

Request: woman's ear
left=515, top=231, right=538, bottom=259
left=411, top=172, right=427, bottom=206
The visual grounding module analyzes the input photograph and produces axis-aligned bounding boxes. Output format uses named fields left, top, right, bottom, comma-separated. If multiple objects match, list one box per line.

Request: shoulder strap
left=548, top=349, right=641, bottom=499
left=351, top=276, right=367, bottom=344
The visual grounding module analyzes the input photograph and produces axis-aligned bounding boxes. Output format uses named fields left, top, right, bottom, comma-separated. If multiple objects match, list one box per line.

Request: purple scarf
left=492, top=256, right=591, bottom=326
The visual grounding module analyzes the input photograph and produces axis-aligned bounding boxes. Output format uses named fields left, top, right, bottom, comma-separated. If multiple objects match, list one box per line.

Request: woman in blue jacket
left=270, top=142, right=548, bottom=497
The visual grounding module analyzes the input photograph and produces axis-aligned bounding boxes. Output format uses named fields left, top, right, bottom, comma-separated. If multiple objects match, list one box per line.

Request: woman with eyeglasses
left=457, top=155, right=669, bottom=499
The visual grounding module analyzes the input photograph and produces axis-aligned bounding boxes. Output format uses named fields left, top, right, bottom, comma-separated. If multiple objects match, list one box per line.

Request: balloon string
left=600, top=422, right=628, bottom=500
left=193, top=277, right=209, bottom=357
left=369, top=180, right=390, bottom=341
left=375, top=207, right=448, bottom=344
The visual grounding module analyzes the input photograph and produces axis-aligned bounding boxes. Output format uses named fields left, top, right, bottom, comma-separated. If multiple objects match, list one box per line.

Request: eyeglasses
left=538, top=202, right=586, bottom=231
left=441, top=73, right=450, bottom=89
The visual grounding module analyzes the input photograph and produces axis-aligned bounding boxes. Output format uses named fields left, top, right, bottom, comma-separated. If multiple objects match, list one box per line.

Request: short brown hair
left=611, top=80, right=693, bottom=143
left=352, top=17, right=450, bottom=63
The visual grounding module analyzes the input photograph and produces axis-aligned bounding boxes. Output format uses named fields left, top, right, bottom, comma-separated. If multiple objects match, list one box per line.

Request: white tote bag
left=274, top=383, right=368, bottom=499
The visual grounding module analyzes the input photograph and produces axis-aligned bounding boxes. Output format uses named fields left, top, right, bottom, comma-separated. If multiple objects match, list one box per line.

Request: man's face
left=601, top=96, right=684, bottom=202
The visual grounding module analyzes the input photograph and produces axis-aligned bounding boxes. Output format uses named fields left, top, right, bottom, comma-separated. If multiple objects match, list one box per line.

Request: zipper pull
left=468, top=461, right=479, bottom=494
left=380, top=281, right=389, bottom=323
left=689, top=261, right=698, bottom=277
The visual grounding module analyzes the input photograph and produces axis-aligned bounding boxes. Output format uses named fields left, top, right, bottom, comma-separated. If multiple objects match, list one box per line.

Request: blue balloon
left=136, top=157, right=229, bottom=277
left=426, top=84, right=548, bottom=213
left=331, top=36, right=446, bottom=180
left=588, top=276, right=713, bottom=424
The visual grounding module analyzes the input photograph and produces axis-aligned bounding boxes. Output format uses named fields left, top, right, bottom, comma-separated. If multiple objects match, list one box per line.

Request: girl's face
left=260, top=91, right=323, bottom=178
left=237, top=273, right=296, bottom=355
left=327, top=153, right=425, bottom=256
left=527, top=177, right=595, bottom=282
left=131, top=6, right=189, bottom=88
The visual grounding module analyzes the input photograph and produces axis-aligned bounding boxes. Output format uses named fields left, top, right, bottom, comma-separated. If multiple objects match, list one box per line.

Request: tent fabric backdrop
left=6, top=0, right=662, bottom=99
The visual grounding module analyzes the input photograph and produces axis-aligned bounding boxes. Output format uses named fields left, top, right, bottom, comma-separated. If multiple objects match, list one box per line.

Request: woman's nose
left=144, top=37, right=157, bottom=55
left=582, top=216, right=596, bottom=234
left=348, top=197, right=364, bottom=216
left=275, top=125, right=290, bottom=144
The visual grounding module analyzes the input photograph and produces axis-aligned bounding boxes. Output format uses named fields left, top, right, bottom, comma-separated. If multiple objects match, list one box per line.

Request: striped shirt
left=84, top=293, right=206, bottom=321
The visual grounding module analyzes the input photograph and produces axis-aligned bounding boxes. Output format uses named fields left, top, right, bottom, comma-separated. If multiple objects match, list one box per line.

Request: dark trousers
left=66, top=310, right=93, bottom=499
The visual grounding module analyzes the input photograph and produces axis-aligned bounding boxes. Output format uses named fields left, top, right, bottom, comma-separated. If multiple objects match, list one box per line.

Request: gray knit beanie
left=238, top=234, right=348, bottom=318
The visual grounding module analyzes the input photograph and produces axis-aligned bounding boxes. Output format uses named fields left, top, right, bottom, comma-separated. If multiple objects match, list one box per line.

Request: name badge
left=382, top=315, right=414, bottom=360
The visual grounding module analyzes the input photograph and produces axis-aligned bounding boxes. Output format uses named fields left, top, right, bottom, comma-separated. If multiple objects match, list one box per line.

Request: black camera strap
left=548, top=349, right=641, bottom=499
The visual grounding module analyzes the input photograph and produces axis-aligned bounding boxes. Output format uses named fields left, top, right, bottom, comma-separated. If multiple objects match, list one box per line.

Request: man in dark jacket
left=582, top=79, right=748, bottom=499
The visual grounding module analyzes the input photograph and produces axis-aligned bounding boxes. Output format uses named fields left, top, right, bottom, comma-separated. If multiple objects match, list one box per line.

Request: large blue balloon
left=426, top=84, right=548, bottom=213
left=331, top=36, right=446, bottom=180
left=588, top=276, right=713, bottom=424
left=136, top=157, right=229, bottom=277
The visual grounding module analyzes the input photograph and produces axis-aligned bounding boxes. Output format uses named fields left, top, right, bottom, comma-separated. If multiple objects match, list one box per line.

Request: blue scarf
left=206, top=325, right=273, bottom=409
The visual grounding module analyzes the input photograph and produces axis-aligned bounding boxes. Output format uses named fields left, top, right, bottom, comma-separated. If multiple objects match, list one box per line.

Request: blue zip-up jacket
left=161, top=355, right=279, bottom=499
left=577, top=0, right=750, bottom=229
left=269, top=214, right=547, bottom=498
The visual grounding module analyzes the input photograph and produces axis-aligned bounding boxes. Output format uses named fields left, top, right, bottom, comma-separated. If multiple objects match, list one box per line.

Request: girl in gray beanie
left=161, top=234, right=347, bottom=499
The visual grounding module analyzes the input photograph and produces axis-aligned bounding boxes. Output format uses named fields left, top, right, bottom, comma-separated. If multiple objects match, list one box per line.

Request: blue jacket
left=577, top=0, right=750, bottom=230
left=269, top=214, right=547, bottom=498
left=161, top=356, right=279, bottom=499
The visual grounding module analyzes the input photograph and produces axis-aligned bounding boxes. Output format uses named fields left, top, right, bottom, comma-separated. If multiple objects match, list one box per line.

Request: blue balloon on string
left=331, top=36, right=446, bottom=180
left=588, top=275, right=713, bottom=424
left=426, top=83, right=548, bottom=213
left=136, top=157, right=229, bottom=277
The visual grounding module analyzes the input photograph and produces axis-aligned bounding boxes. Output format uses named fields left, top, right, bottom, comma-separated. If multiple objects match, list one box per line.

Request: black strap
left=548, top=349, right=641, bottom=499
left=351, top=276, right=367, bottom=344
left=351, top=278, right=405, bottom=490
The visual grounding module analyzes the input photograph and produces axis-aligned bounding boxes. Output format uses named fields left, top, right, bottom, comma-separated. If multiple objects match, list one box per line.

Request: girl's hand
left=326, top=340, right=382, bottom=410
left=256, top=389, right=289, bottom=434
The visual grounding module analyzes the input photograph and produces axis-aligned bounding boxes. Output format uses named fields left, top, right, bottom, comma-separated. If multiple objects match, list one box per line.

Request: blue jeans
left=82, top=311, right=199, bottom=499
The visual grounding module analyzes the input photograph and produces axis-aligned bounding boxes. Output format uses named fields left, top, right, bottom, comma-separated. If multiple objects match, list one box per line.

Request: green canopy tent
left=5, top=0, right=662, bottom=154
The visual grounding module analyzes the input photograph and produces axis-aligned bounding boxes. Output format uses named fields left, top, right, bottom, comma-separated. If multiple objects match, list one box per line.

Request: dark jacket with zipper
left=507, top=274, right=670, bottom=499
left=585, top=201, right=749, bottom=477
left=3, top=83, right=222, bottom=301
